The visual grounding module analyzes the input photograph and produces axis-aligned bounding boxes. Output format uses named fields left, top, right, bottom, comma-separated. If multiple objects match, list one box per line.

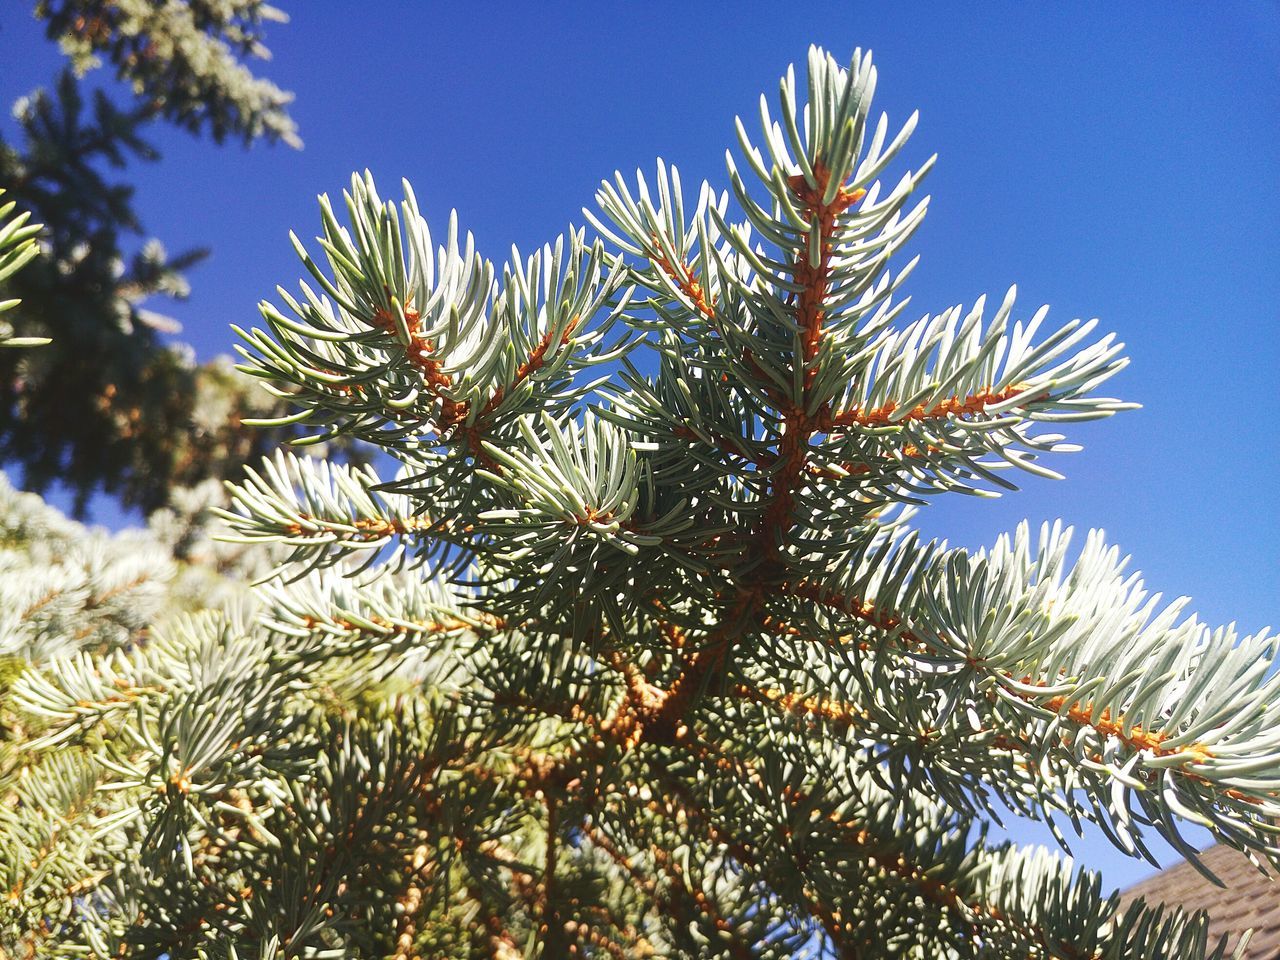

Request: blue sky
left=3, top=1, right=1277, bottom=894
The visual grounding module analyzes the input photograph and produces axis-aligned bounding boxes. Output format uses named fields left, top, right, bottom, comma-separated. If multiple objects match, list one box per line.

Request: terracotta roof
left=1120, top=845, right=1280, bottom=958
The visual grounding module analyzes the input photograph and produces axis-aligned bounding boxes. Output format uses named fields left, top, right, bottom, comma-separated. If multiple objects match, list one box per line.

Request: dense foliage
left=0, top=1, right=299, bottom=513
left=1, top=46, right=1276, bottom=959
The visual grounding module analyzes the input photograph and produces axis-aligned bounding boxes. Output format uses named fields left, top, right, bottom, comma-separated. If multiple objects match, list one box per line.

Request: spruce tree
left=3, top=47, right=1278, bottom=959
left=0, top=1, right=304, bottom=514
left=0, top=188, right=44, bottom=348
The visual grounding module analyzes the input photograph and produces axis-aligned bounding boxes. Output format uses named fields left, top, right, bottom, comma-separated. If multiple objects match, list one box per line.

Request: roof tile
left=1120, top=845, right=1280, bottom=959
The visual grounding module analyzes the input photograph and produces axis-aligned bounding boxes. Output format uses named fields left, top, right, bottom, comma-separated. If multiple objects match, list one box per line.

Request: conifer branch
left=3, top=45, right=1269, bottom=959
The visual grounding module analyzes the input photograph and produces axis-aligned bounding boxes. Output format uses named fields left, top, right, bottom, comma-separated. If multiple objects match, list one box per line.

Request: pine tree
left=3, top=47, right=1278, bottom=959
left=0, top=1, right=305, bottom=514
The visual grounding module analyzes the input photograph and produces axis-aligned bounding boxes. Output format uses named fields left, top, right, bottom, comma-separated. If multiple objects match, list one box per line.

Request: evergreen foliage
left=0, top=1, right=301, bottom=514
left=0, top=188, right=45, bottom=348
left=2, top=47, right=1276, bottom=959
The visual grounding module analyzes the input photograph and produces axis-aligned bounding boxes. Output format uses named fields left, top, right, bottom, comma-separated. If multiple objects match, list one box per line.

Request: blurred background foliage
left=0, top=1, right=350, bottom=516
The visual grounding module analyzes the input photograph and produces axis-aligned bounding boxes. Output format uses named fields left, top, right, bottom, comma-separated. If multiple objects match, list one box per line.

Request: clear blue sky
left=3, top=1, right=1277, bottom=893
